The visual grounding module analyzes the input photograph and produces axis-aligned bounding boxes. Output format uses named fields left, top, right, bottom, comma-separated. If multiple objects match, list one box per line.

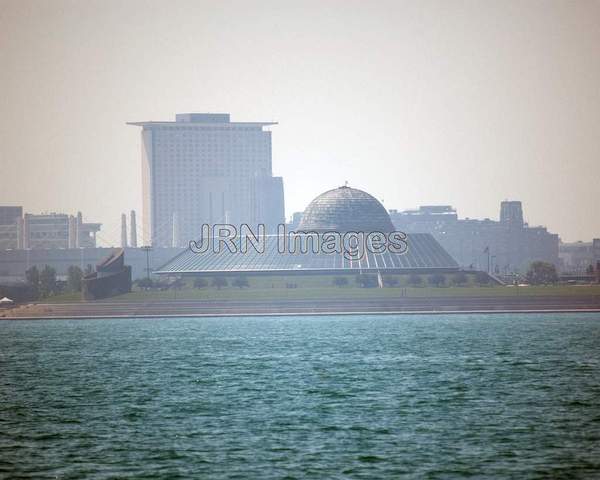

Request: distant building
left=499, top=201, right=524, bottom=227
left=287, top=212, right=304, bottom=230
left=254, top=175, right=285, bottom=234
left=390, top=201, right=559, bottom=273
left=128, top=113, right=285, bottom=246
left=25, top=213, right=100, bottom=249
left=594, top=239, right=600, bottom=266
left=0, top=206, right=23, bottom=250
left=559, top=239, right=600, bottom=273
left=0, top=208, right=101, bottom=250
left=0, top=206, right=22, bottom=226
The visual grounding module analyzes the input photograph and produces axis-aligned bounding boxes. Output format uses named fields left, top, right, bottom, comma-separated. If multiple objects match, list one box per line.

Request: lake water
left=1, top=313, right=600, bottom=479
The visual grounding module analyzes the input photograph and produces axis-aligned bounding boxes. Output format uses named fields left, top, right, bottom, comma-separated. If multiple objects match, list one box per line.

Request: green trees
left=39, top=265, right=57, bottom=298
left=475, top=271, right=490, bottom=286
left=26, top=265, right=40, bottom=286
left=25, top=264, right=83, bottom=298
left=212, top=277, right=228, bottom=290
left=25, top=266, right=40, bottom=299
left=137, top=278, right=155, bottom=289
left=333, top=276, right=349, bottom=287
left=355, top=274, right=378, bottom=288
left=232, top=276, right=250, bottom=288
left=67, top=266, right=83, bottom=292
left=452, top=272, right=468, bottom=286
left=170, top=278, right=185, bottom=290
left=193, top=278, right=208, bottom=289
left=428, top=273, right=446, bottom=287
left=586, top=264, right=595, bottom=275
left=526, top=261, right=558, bottom=285
left=407, top=273, right=422, bottom=287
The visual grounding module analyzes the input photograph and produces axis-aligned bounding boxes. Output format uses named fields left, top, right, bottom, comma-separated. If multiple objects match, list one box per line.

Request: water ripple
left=1, top=313, right=600, bottom=478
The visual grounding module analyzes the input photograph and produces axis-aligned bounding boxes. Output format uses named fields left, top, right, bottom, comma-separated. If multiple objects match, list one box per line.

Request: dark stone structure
left=82, top=249, right=132, bottom=300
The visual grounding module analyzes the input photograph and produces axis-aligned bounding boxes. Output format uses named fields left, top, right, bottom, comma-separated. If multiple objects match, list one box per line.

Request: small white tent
left=0, top=297, right=14, bottom=306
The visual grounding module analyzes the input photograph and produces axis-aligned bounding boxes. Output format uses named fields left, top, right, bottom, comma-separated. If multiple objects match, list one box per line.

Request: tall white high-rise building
left=128, top=113, right=284, bottom=247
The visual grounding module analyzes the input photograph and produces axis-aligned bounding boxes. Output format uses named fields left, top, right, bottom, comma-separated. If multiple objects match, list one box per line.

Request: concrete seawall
left=3, top=294, right=600, bottom=320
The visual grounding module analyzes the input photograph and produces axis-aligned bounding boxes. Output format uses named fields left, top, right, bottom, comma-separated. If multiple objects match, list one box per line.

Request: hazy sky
left=1, top=0, right=599, bottom=245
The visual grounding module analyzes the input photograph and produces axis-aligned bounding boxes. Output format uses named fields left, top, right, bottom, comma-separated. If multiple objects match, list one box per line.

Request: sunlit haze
left=1, top=0, right=599, bottom=243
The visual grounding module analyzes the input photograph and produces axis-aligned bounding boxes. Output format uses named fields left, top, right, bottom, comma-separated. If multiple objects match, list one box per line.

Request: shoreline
left=2, top=294, right=600, bottom=320
left=3, top=308, right=600, bottom=321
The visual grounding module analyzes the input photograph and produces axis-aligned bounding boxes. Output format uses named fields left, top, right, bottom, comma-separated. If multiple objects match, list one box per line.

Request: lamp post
left=140, top=245, right=152, bottom=280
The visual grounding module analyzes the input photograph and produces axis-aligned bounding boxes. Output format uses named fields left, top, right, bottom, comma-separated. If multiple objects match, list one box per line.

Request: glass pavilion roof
left=155, top=233, right=458, bottom=275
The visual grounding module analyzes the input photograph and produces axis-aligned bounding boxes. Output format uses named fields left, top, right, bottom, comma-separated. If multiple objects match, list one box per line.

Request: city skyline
left=1, top=0, right=600, bottom=242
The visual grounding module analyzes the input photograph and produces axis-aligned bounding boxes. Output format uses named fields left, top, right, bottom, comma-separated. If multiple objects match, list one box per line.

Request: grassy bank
left=42, top=283, right=600, bottom=304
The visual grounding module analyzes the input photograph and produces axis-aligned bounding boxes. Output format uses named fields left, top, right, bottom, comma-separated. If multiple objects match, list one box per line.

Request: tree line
left=25, top=264, right=93, bottom=299
left=334, top=271, right=484, bottom=288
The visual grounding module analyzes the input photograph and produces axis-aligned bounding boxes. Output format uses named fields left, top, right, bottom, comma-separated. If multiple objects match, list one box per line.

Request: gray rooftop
left=127, top=112, right=277, bottom=128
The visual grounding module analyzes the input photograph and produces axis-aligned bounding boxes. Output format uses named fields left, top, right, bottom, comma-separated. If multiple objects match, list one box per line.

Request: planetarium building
left=297, top=186, right=395, bottom=233
left=155, top=186, right=458, bottom=276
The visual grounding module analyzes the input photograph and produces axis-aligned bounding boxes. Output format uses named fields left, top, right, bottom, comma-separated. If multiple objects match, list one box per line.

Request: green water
left=1, top=314, right=599, bottom=479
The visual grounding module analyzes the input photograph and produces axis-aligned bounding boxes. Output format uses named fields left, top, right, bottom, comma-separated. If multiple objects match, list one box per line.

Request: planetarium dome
left=297, top=185, right=395, bottom=233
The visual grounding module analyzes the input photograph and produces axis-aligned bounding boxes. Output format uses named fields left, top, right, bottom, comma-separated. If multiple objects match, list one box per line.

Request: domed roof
left=298, top=186, right=395, bottom=233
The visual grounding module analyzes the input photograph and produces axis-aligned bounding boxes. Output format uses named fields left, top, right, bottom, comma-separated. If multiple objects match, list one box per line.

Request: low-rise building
left=559, top=239, right=600, bottom=273
left=0, top=208, right=101, bottom=250
left=389, top=201, right=559, bottom=274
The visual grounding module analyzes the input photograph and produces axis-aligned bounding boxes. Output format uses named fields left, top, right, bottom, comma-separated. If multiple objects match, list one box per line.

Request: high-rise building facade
left=129, top=113, right=285, bottom=246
